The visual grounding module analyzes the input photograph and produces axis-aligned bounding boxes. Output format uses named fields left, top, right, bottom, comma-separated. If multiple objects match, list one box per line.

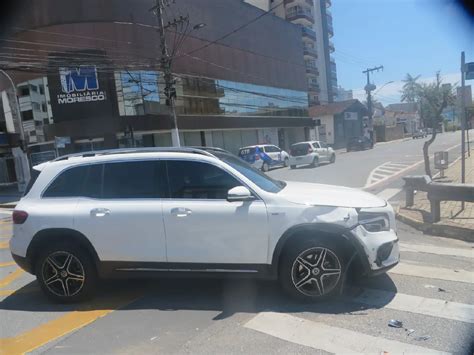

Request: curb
left=395, top=206, right=474, bottom=243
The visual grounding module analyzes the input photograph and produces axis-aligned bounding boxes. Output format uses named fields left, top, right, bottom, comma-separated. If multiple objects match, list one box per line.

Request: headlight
left=358, top=212, right=390, bottom=232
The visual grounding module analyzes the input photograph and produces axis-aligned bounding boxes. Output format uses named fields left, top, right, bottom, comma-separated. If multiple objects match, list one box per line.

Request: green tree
left=417, top=72, right=455, bottom=177
left=401, top=73, right=421, bottom=103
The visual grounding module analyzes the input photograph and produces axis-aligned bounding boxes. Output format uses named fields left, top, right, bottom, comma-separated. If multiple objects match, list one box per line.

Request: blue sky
left=332, top=0, right=474, bottom=104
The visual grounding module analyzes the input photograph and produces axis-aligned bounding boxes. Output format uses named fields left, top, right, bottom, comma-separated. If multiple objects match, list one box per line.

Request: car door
left=161, top=159, right=269, bottom=265
left=74, top=160, right=167, bottom=263
left=312, top=142, right=327, bottom=161
left=264, top=145, right=282, bottom=166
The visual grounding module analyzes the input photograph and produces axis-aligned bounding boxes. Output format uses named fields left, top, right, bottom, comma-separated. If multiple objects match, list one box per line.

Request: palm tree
left=401, top=74, right=421, bottom=103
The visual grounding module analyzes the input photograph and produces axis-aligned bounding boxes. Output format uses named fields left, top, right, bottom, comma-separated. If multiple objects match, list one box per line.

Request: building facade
left=245, top=0, right=338, bottom=106
left=0, top=0, right=315, bottom=180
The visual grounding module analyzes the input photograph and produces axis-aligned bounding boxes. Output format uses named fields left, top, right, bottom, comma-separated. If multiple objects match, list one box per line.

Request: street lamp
left=374, top=80, right=395, bottom=96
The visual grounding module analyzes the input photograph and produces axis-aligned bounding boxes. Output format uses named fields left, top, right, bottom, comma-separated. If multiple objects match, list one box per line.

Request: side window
left=312, top=142, right=321, bottom=149
left=102, top=161, right=162, bottom=199
left=43, top=166, right=89, bottom=197
left=166, top=160, right=241, bottom=199
left=266, top=146, right=280, bottom=153
left=82, top=164, right=103, bottom=198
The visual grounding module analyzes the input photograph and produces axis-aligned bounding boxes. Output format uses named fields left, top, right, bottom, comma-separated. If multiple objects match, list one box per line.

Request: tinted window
left=312, top=142, right=321, bottom=149
left=265, top=145, right=280, bottom=153
left=24, top=168, right=41, bottom=196
left=103, top=161, right=161, bottom=199
left=238, top=147, right=256, bottom=157
left=166, top=161, right=241, bottom=199
left=43, top=166, right=89, bottom=197
left=83, top=164, right=103, bottom=198
left=290, top=143, right=310, bottom=156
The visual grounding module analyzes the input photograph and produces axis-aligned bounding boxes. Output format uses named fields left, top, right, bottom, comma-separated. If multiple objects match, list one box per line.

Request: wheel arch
left=26, top=228, right=100, bottom=275
left=270, top=223, right=357, bottom=277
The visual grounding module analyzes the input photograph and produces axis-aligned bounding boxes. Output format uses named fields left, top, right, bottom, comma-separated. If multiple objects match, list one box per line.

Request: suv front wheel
left=35, top=243, right=97, bottom=303
left=280, top=239, right=345, bottom=301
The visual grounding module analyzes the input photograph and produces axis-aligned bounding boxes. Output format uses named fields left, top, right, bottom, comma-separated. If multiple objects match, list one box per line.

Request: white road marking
left=399, top=243, right=474, bottom=259
left=377, top=188, right=402, bottom=201
left=365, top=161, right=422, bottom=188
left=245, top=312, right=448, bottom=355
left=351, top=288, right=474, bottom=323
left=390, top=262, right=474, bottom=284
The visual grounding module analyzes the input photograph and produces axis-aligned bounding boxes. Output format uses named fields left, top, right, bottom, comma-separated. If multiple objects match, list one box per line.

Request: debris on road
left=414, top=335, right=431, bottom=341
left=388, top=319, right=403, bottom=328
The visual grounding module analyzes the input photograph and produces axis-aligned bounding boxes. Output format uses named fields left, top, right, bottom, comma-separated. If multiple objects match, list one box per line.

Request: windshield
left=216, top=153, right=285, bottom=193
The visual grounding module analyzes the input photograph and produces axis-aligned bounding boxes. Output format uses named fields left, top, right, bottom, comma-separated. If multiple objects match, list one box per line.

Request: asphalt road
left=0, top=132, right=473, bottom=354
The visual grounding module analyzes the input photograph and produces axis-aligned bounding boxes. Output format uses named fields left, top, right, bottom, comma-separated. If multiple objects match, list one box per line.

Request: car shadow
left=0, top=274, right=397, bottom=320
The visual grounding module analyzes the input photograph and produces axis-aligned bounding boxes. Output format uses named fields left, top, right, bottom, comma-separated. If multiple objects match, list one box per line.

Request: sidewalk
left=396, top=153, right=474, bottom=241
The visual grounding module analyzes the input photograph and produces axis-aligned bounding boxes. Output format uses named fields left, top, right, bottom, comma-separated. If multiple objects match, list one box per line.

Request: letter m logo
left=59, top=66, right=99, bottom=94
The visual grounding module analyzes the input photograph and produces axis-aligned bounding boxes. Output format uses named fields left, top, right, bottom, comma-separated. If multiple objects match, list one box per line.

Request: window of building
left=39, top=85, right=45, bottom=95
left=165, top=160, right=241, bottom=199
left=19, top=86, right=29, bottom=96
left=41, top=103, right=47, bottom=112
left=21, top=110, right=33, bottom=121
left=102, top=161, right=162, bottom=199
left=43, top=118, right=49, bottom=125
left=32, top=102, right=41, bottom=111
left=30, top=85, right=38, bottom=93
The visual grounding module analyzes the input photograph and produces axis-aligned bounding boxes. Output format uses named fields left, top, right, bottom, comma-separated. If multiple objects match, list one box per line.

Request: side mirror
left=227, top=186, right=255, bottom=202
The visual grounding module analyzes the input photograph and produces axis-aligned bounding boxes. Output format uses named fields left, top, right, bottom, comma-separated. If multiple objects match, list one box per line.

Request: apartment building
left=245, top=0, right=337, bottom=105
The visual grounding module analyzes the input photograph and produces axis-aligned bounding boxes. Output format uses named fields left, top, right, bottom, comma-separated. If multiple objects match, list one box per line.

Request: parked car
left=289, top=141, right=336, bottom=169
left=10, top=147, right=399, bottom=303
left=412, top=130, right=427, bottom=139
left=346, top=136, right=373, bottom=152
left=238, top=144, right=289, bottom=172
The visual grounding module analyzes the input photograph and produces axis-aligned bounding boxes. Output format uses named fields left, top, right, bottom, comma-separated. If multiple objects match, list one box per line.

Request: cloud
left=352, top=72, right=464, bottom=106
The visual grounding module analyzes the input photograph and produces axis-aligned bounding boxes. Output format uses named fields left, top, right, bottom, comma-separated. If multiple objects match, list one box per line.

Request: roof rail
left=52, top=147, right=217, bottom=162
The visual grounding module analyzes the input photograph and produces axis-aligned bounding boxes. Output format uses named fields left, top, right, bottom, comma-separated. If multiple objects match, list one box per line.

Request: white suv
left=10, top=147, right=399, bottom=303
left=289, top=141, right=336, bottom=169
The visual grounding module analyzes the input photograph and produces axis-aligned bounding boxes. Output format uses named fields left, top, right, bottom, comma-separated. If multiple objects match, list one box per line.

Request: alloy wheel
left=42, top=251, right=85, bottom=297
left=291, top=247, right=341, bottom=297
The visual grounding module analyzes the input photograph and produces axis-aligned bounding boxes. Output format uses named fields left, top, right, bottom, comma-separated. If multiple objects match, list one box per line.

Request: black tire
left=310, top=157, right=319, bottom=168
left=284, top=157, right=289, bottom=167
left=261, top=162, right=269, bottom=172
left=290, top=165, right=296, bottom=169
left=279, top=238, right=345, bottom=302
left=35, top=243, right=97, bottom=303
left=330, top=154, right=336, bottom=163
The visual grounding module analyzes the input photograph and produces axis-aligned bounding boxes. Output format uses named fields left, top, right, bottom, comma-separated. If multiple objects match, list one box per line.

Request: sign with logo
left=47, top=50, right=117, bottom=122
left=56, top=66, right=106, bottom=104
left=465, top=62, right=474, bottom=80
left=344, top=112, right=358, bottom=121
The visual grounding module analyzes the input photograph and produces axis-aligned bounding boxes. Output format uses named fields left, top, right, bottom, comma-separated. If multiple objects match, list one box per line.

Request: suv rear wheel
left=35, top=243, right=97, bottom=303
left=310, top=157, right=319, bottom=168
left=261, top=162, right=269, bottom=172
left=280, top=238, right=345, bottom=301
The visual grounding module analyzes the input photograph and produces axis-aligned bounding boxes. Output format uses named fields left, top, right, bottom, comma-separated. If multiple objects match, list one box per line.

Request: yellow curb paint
left=0, top=269, right=24, bottom=288
left=0, top=241, right=9, bottom=249
left=0, top=286, right=38, bottom=297
left=0, top=261, right=16, bottom=267
left=0, top=294, right=141, bottom=355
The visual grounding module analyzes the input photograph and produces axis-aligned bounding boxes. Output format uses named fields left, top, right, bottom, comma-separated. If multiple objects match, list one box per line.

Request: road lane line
left=390, top=262, right=473, bottom=284
left=244, top=312, right=447, bottom=354
left=351, top=288, right=474, bottom=323
left=377, top=188, right=402, bottom=201
left=0, top=292, right=142, bottom=355
left=0, top=268, right=24, bottom=288
left=399, top=243, right=474, bottom=258
left=0, top=261, right=16, bottom=267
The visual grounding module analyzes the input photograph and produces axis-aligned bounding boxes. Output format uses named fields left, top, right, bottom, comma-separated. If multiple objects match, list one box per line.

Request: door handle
left=170, top=207, right=192, bottom=217
left=90, top=208, right=111, bottom=217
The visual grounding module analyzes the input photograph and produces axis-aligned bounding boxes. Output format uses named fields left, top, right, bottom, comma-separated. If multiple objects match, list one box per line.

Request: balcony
left=326, top=0, right=332, bottom=7
left=306, top=66, right=319, bottom=75
left=327, top=15, right=334, bottom=36
left=330, top=56, right=336, bottom=65
left=303, top=46, right=318, bottom=58
left=328, top=40, right=335, bottom=53
left=286, top=7, right=315, bottom=25
left=301, top=26, right=316, bottom=41
left=284, top=0, right=314, bottom=6
left=308, top=82, right=320, bottom=92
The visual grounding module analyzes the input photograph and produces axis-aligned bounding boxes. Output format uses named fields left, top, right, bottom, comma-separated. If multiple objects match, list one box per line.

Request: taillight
left=255, top=154, right=260, bottom=160
left=13, top=210, right=28, bottom=224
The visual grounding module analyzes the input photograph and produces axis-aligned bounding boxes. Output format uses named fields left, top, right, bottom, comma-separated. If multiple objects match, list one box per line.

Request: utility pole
left=362, top=65, right=383, bottom=143
left=461, top=51, right=466, bottom=184
left=152, top=0, right=185, bottom=147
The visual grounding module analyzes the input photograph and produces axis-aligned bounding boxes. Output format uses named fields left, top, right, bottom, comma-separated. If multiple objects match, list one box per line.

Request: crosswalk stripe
left=245, top=312, right=448, bottom=354
left=377, top=188, right=402, bottom=201
left=351, top=288, right=474, bottom=323
left=385, top=162, right=411, bottom=167
left=0, top=268, right=24, bottom=287
left=399, top=243, right=474, bottom=259
left=390, top=262, right=473, bottom=284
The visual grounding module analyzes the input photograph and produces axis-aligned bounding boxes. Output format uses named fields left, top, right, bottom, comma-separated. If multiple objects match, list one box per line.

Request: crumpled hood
left=277, top=181, right=386, bottom=208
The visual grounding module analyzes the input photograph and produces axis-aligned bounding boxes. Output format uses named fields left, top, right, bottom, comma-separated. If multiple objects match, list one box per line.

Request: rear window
left=238, top=147, right=256, bottom=157
left=23, top=168, right=41, bottom=196
left=290, top=143, right=310, bottom=156
left=43, top=165, right=90, bottom=198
